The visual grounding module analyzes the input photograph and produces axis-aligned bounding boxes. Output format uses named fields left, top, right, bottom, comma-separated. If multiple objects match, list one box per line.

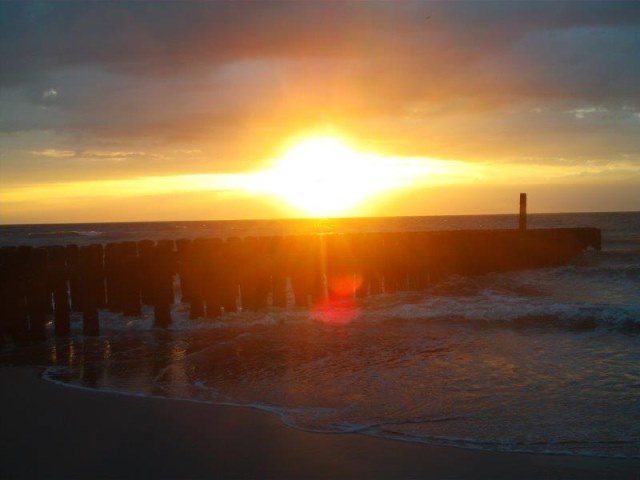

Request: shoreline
left=1, top=366, right=639, bottom=479
left=39, top=365, right=639, bottom=461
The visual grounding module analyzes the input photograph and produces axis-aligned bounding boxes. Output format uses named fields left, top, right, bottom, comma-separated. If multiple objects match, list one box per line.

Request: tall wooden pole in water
left=519, top=193, right=527, bottom=230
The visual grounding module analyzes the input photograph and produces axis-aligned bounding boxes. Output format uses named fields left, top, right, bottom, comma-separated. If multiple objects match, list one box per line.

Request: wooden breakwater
left=0, top=226, right=600, bottom=343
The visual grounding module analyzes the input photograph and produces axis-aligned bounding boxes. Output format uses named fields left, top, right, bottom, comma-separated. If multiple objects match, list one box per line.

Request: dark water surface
left=1, top=213, right=639, bottom=458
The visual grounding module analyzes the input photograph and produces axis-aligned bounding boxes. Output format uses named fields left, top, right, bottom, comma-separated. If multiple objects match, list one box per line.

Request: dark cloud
left=2, top=1, right=639, bottom=82
left=1, top=1, right=639, bottom=173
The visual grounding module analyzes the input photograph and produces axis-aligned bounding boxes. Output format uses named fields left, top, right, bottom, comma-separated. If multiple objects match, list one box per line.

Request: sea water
left=1, top=212, right=639, bottom=458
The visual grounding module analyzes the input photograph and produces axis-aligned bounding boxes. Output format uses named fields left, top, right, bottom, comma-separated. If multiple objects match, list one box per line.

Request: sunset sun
left=248, top=136, right=433, bottom=217
left=266, top=137, right=389, bottom=216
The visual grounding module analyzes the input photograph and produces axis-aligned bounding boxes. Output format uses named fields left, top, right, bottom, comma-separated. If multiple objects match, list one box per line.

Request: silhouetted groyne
left=0, top=226, right=601, bottom=343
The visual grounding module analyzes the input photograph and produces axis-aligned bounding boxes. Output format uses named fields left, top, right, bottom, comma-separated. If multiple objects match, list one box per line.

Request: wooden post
left=367, top=233, right=384, bottom=295
left=326, top=234, right=357, bottom=300
left=289, top=235, right=315, bottom=307
left=519, top=193, right=527, bottom=230
left=77, top=244, right=104, bottom=336
left=104, top=243, right=120, bottom=312
left=220, top=238, right=240, bottom=313
left=1, top=247, right=30, bottom=344
left=174, top=239, right=192, bottom=306
left=26, top=247, right=49, bottom=342
left=150, top=241, right=174, bottom=327
left=202, top=238, right=222, bottom=318
left=47, top=246, right=71, bottom=337
left=239, top=237, right=257, bottom=311
left=66, top=245, right=81, bottom=312
left=270, top=236, right=288, bottom=308
left=188, top=238, right=206, bottom=319
left=239, top=236, right=272, bottom=311
left=120, top=242, right=141, bottom=316
left=382, top=233, right=401, bottom=294
left=137, top=240, right=155, bottom=305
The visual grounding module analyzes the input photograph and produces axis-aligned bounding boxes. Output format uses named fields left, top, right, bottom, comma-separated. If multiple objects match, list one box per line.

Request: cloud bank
left=0, top=1, right=639, bottom=220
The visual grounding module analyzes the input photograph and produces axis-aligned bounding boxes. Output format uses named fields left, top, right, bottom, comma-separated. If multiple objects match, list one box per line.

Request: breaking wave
left=56, top=287, right=639, bottom=335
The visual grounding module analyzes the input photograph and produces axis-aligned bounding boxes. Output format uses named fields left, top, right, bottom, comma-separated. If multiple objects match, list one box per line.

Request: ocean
left=1, top=212, right=639, bottom=458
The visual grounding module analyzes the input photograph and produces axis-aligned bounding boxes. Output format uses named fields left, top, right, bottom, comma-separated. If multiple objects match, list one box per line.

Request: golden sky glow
left=3, top=131, right=638, bottom=223
left=1, top=3, right=639, bottom=223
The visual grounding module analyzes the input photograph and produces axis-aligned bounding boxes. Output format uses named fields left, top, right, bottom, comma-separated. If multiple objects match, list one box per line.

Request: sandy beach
left=0, top=367, right=637, bottom=479
left=3, top=0, right=640, bottom=476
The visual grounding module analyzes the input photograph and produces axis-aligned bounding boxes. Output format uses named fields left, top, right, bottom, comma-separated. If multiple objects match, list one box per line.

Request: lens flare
left=310, top=273, right=363, bottom=324
left=327, top=273, right=363, bottom=299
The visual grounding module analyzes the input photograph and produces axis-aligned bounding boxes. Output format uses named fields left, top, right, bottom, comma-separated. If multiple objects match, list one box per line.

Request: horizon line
left=1, top=209, right=638, bottom=228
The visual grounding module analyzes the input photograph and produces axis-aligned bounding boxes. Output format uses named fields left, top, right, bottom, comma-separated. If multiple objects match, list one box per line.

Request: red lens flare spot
left=327, top=274, right=363, bottom=299
left=312, top=274, right=363, bottom=324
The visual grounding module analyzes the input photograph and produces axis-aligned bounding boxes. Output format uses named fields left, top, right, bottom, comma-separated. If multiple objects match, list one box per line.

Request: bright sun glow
left=264, top=137, right=388, bottom=216
left=246, top=136, right=462, bottom=216
left=12, top=133, right=590, bottom=221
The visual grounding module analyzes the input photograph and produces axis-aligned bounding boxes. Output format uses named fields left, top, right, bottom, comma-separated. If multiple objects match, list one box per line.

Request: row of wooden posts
left=0, top=227, right=601, bottom=344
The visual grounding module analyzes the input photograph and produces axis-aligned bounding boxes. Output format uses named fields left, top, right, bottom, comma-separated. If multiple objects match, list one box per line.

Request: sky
left=1, top=1, right=639, bottom=224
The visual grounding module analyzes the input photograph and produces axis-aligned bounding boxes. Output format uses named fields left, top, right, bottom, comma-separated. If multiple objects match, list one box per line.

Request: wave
left=555, top=262, right=640, bottom=279
left=373, top=294, right=640, bottom=329
left=56, top=291, right=640, bottom=337
left=364, top=429, right=640, bottom=459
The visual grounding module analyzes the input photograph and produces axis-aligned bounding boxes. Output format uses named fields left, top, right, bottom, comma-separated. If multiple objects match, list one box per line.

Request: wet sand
left=1, top=366, right=638, bottom=479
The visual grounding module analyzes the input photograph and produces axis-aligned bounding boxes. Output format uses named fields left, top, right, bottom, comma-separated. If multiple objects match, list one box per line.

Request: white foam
left=41, top=365, right=341, bottom=434
left=40, top=366, right=639, bottom=459
left=63, top=286, right=639, bottom=336
left=376, top=293, right=640, bottom=327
